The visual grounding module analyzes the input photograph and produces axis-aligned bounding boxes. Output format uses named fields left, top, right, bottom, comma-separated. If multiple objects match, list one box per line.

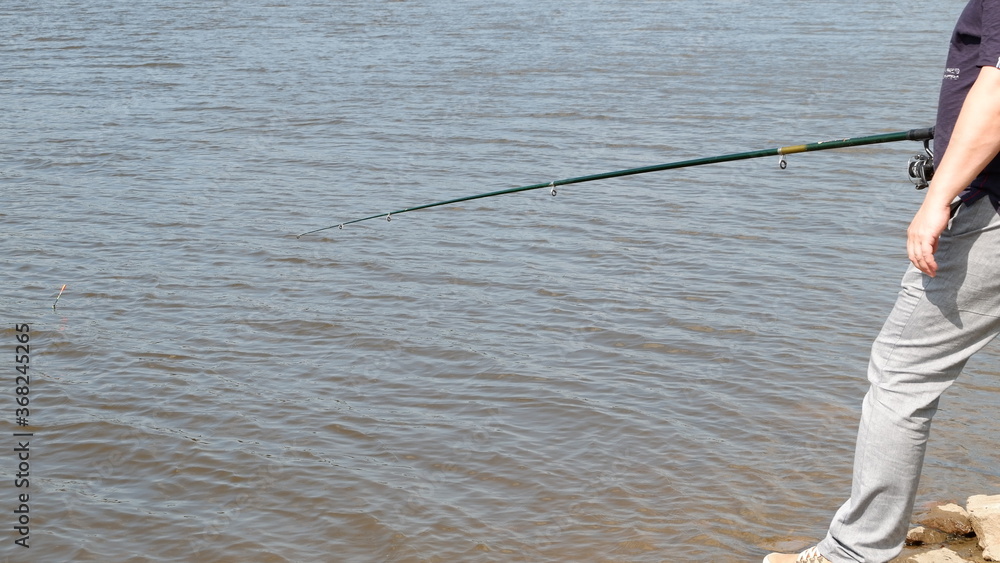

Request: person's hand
left=906, top=200, right=953, bottom=277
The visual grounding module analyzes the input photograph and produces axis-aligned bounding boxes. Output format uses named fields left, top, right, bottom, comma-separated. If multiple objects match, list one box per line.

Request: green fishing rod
left=297, top=127, right=934, bottom=238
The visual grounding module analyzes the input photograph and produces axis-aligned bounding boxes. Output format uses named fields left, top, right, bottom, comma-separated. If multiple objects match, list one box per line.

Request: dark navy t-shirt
left=934, top=0, right=1000, bottom=197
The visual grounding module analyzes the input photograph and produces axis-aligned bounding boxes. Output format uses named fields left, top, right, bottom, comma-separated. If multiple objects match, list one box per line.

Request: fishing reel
left=907, top=138, right=934, bottom=190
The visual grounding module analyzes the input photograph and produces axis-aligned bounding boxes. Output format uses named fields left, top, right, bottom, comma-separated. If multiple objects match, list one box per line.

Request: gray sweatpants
left=818, top=196, right=1000, bottom=563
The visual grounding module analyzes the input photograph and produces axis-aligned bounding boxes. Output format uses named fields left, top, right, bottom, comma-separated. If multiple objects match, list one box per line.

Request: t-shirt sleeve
left=980, top=0, right=1000, bottom=67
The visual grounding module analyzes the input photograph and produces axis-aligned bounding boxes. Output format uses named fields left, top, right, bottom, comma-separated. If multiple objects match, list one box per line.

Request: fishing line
left=297, top=127, right=934, bottom=238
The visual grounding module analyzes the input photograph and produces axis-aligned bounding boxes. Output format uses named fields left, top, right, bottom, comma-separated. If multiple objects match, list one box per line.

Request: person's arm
left=908, top=65, right=1000, bottom=277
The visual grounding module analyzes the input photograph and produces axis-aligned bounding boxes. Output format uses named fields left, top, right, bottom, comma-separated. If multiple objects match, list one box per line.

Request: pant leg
left=818, top=197, right=1000, bottom=563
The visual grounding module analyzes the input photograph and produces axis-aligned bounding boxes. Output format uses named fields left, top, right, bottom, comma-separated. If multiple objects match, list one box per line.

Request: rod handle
left=907, top=127, right=935, bottom=141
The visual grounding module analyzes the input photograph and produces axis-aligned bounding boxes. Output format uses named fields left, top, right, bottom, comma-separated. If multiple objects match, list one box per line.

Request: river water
left=2, top=0, right=998, bottom=561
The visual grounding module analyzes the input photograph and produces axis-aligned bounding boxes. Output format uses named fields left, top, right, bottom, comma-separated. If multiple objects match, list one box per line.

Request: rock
left=917, top=503, right=976, bottom=537
left=907, top=526, right=950, bottom=546
left=897, top=547, right=971, bottom=562
left=967, top=495, right=1000, bottom=561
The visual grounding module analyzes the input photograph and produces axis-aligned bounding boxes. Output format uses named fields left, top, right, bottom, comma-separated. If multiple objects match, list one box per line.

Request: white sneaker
left=762, top=546, right=832, bottom=563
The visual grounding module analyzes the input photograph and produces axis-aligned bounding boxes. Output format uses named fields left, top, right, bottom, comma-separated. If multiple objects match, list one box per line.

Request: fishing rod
left=297, top=127, right=934, bottom=238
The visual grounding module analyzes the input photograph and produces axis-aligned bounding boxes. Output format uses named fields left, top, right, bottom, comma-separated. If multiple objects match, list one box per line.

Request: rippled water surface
left=3, top=0, right=998, bottom=561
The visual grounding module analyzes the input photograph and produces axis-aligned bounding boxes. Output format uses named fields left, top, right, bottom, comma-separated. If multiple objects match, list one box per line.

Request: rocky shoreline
left=889, top=495, right=1000, bottom=563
